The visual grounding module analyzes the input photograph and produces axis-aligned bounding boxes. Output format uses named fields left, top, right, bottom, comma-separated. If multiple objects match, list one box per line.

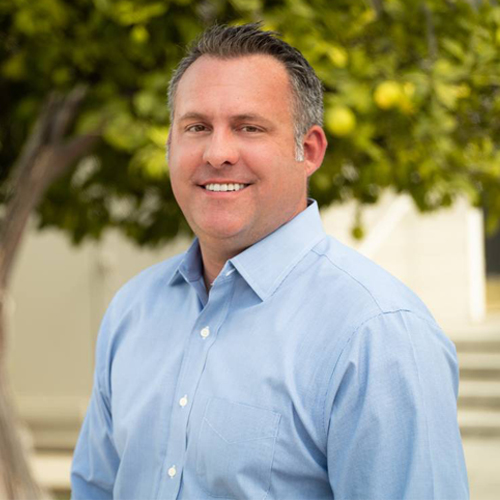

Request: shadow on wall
left=484, top=210, right=500, bottom=312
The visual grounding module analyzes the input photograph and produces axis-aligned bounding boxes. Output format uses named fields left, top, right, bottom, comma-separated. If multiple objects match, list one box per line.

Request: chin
left=204, top=227, right=246, bottom=241
left=196, top=217, right=248, bottom=238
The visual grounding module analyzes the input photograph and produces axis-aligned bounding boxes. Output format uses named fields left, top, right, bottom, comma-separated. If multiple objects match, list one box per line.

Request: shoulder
left=92, top=251, right=186, bottom=376
left=310, top=235, right=436, bottom=324
left=113, top=252, right=184, bottom=305
left=308, top=234, right=458, bottom=376
left=97, top=251, right=186, bottom=335
left=306, top=235, right=455, bottom=381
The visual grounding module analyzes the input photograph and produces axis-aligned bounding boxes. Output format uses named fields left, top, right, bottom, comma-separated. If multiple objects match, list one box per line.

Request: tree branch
left=49, top=85, right=88, bottom=143
left=0, top=88, right=100, bottom=291
left=370, top=0, right=384, bottom=18
left=3, top=94, right=60, bottom=201
left=423, top=3, right=438, bottom=60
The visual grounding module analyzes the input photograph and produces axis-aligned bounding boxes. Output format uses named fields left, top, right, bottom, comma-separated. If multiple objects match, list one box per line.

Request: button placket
left=157, top=275, right=236, bottom=499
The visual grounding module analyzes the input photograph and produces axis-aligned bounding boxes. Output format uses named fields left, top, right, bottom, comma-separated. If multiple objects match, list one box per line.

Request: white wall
left=6, top=193, right=486, bottom=449
left=7, top=223, right=189, bottom=449
left=321, top=192, right=486, bottom=328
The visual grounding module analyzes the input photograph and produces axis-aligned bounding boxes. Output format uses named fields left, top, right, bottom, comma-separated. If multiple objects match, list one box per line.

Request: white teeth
left=205, top=183, right=246, bottom=192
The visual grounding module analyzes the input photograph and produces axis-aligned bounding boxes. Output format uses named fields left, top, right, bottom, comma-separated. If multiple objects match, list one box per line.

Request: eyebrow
left=178, top=112, right=209, bottom=123
left=178, top=112, right=274, bottom=127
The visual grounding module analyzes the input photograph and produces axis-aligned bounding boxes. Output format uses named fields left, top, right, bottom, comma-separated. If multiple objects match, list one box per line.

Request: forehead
left=173, top=54, right=294, bottom=121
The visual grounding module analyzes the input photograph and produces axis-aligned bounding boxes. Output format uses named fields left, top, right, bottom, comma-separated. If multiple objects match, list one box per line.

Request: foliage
left=1, top=0, right=500, bottom=245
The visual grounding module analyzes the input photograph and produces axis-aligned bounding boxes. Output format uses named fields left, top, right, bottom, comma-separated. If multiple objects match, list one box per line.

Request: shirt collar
left=169, top=200, right=326, bottom=301
left=168, top=238, right=203, bottom=286
left=230, top=200, right=326, bottom=301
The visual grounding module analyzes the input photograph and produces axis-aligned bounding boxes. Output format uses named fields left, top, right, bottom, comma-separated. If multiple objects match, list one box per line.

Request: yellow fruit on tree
left=374, top=81, right=403, bottom=109
left=325, top=106, right=356, bottom=137
left=327, top=46, right=348, bottom=68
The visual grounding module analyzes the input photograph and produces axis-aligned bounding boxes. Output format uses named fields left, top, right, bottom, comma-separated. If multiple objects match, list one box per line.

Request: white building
left=5, top=192, right=500, bottom=492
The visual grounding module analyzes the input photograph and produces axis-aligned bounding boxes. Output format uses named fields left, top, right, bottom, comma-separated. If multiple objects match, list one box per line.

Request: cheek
left=169, top=150, right=198, bottom=183
left=241, top=142, right=294, bottom=173
left=169, top=163, right=192, bottom=205
left=169, top=177, right=184, bottom=209
left=169, top=135, right=204, bottom=165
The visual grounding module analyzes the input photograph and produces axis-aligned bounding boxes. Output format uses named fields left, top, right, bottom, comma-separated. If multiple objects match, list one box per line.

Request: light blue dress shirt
left=71, top=200, right=469, bottom=500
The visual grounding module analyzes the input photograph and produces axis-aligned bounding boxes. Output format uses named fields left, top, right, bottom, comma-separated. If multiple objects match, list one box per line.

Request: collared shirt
left=71, top=200, right=469, bottom=500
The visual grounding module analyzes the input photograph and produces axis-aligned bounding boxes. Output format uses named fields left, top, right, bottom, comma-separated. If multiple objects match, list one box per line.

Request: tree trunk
left=0, top=87, right=100, bottom=499
left=0, top=320, right=45, bottom=499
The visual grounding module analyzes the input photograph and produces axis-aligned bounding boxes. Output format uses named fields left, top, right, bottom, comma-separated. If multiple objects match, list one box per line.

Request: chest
left=110, top=282, right=338, bottom=499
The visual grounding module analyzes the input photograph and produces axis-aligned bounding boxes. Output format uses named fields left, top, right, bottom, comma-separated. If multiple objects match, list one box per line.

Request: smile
left=204, top=183, right=247, bottom=192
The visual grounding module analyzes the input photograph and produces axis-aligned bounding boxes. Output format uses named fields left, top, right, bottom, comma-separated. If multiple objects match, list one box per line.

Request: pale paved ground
left=463, top=437, right=500, bottom=500
left=453, top=309, right=500, bottom=499
left=32, top=453, right=72, bottom=492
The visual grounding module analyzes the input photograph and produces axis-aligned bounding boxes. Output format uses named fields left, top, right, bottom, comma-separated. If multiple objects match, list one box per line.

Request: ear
left=301, top=125, right=328, bottom=177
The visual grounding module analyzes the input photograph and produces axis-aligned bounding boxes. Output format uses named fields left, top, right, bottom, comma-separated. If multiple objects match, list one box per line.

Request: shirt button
left=179, top=395, right=188, bottom=407
left=200, top=326, right=210, bottom=339
left=168, top=465, right=176, bottom=478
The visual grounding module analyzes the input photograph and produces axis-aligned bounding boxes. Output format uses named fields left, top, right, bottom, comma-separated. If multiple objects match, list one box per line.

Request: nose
left=202, top=129, right=240, bottom=168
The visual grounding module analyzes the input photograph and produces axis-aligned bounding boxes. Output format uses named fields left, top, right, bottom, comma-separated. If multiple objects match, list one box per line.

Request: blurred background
left=1, top=0, right=499, bottom=498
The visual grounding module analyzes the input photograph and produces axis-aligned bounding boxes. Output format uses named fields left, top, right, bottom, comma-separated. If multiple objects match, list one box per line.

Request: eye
left=186, top=124, right=208, bottom=133
left=240, top=125, right=262, bottom=133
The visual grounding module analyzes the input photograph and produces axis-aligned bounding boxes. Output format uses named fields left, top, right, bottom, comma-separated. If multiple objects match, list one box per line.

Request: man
left=71, top=23, right=469, bottom=499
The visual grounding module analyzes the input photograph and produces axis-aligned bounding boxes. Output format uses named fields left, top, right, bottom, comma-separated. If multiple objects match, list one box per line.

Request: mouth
left=199, top=182, right=250, bottom=193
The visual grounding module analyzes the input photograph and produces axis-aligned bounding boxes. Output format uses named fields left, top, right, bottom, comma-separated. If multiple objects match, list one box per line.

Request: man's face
left=169, top=54, right=315, bottom=252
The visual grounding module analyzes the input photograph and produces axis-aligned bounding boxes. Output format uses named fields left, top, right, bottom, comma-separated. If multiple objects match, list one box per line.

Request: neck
left=200, top=243, right=243, bottom=292
left=197, top=199, right=310, bottom=290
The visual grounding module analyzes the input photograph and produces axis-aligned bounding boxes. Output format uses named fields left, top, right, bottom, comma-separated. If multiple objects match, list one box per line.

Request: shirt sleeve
left=71, top=307, right=120, bottom=499
left=325, top=310, right=469, bottom=500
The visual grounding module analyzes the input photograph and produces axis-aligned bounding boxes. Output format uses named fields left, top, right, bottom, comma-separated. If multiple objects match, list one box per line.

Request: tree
left=1, top=0, right=499, bottom=496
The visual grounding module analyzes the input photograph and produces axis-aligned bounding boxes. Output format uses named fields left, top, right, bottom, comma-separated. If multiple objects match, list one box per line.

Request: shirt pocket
left=196, top=397, right=281, bottom=499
